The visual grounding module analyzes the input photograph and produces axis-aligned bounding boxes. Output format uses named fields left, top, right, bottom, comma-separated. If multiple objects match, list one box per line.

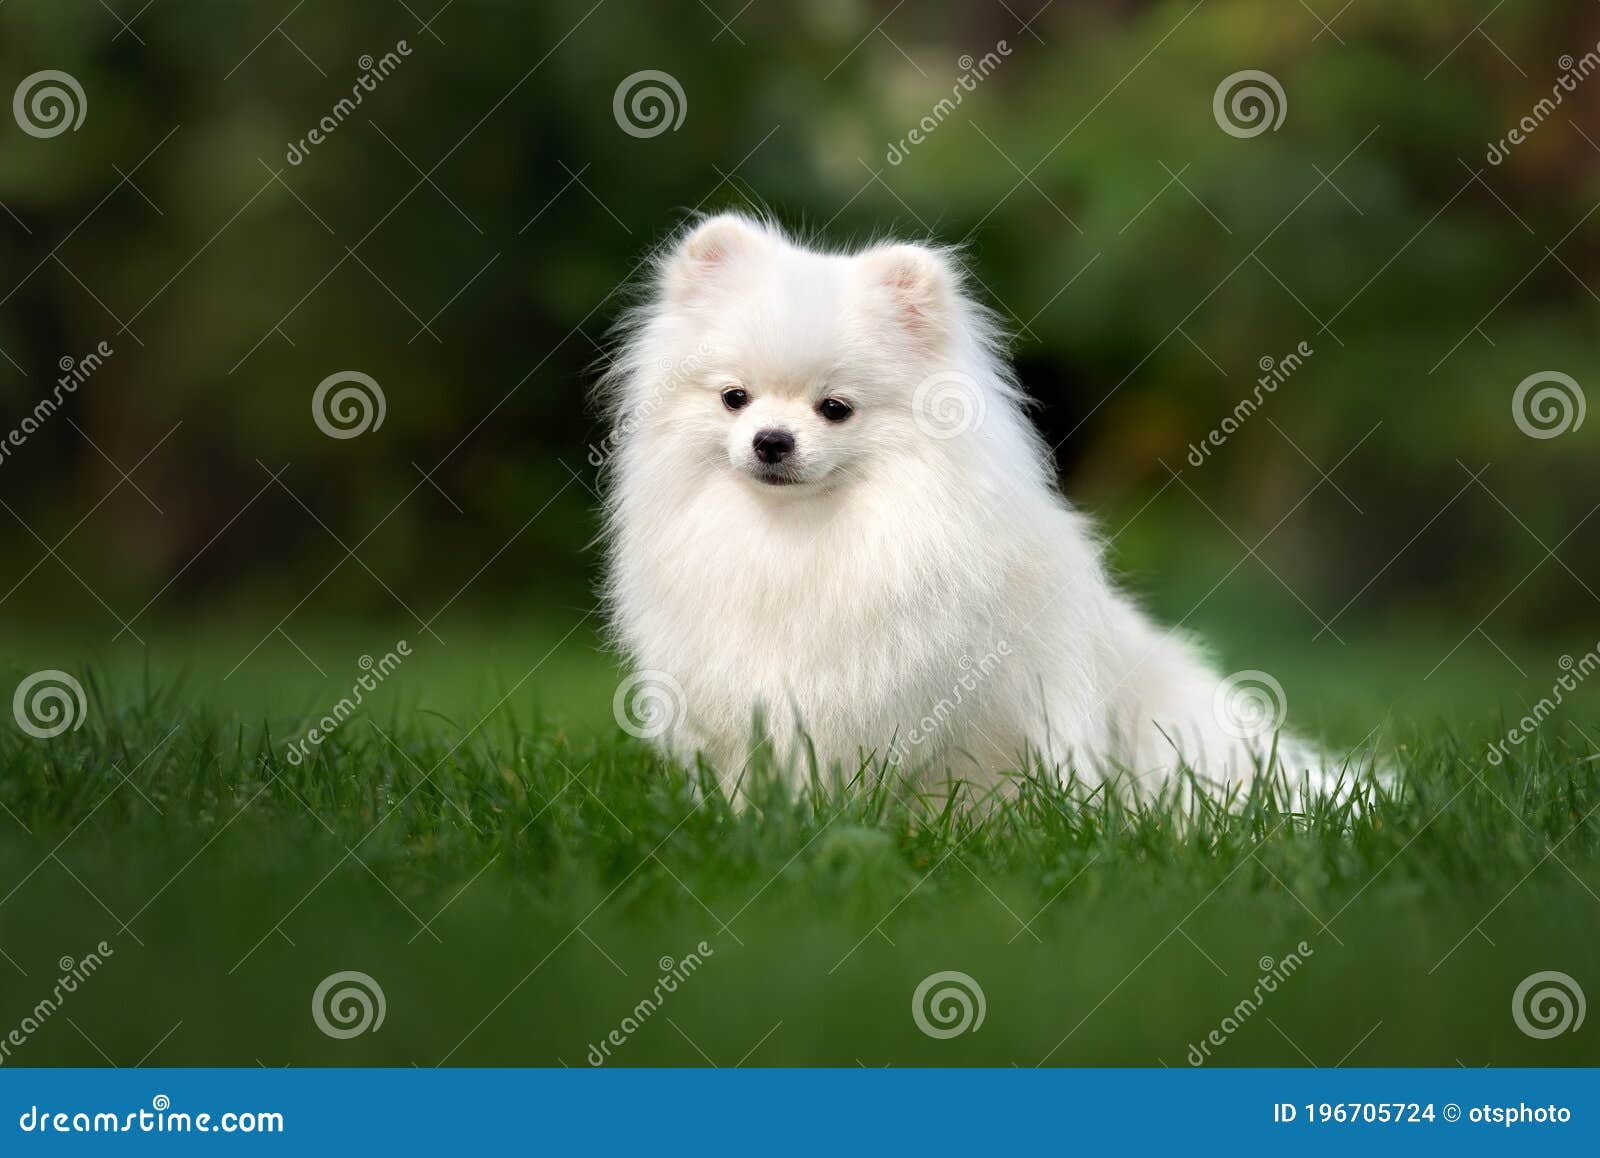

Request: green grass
left=1, top=627, right=1598, bottom=1067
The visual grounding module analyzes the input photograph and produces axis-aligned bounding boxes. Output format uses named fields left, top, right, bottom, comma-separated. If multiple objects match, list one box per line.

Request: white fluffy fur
left=599, top=213, right=1347, bottom=804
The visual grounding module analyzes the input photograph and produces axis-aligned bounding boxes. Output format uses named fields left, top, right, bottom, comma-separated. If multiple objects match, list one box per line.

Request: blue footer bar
left=2, top=1069, right=1594, bottom=1152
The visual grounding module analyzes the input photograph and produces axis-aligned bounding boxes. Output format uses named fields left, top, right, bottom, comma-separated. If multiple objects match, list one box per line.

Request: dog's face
left=711, top=361, right=861, bottom=490
left=640, top=214, right=960, bottom=494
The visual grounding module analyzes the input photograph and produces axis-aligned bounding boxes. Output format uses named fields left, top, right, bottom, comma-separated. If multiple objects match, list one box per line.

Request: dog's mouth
left=752, top=466, right=804, bottom=487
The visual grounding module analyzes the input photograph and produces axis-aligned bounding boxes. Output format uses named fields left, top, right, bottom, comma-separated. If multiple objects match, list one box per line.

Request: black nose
left=752, top=428, right=795, bottom=464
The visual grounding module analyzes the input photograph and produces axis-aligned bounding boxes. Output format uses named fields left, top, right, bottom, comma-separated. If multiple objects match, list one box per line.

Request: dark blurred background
left=1, top=0, right=1597, bottom=724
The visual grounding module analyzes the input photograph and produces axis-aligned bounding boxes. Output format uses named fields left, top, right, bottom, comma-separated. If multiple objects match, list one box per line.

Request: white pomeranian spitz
left=599, top=213, right=1350, bottom=805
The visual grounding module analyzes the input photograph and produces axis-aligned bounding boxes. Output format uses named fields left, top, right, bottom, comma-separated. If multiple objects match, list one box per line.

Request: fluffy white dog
left=599, top=213, right=1345, bottom=805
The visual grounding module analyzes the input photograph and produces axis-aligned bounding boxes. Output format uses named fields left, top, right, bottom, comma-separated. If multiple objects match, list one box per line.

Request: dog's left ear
left=666, top=213, right=764, bottom=305
left=859, top=243, right=956, bottom=347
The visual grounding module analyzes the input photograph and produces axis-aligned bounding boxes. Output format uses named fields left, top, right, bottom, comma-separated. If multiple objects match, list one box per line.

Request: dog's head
left=611, top=213, right=1009, bottom=495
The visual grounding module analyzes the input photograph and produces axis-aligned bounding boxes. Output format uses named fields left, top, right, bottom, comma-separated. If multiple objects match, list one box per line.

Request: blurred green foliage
left=0, top=0, right=1596, bottom=650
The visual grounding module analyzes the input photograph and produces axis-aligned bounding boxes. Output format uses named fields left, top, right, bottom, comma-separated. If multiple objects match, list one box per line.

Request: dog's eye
left=818, top=398, right=853, bottom=422
left=721, top=388, right=750, bottom=411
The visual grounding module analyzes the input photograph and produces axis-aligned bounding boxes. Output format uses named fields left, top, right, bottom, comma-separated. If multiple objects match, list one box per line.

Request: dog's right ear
left=666, top=214, right=763, bottom=304
left=858, top=242, right=958, bottom=350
